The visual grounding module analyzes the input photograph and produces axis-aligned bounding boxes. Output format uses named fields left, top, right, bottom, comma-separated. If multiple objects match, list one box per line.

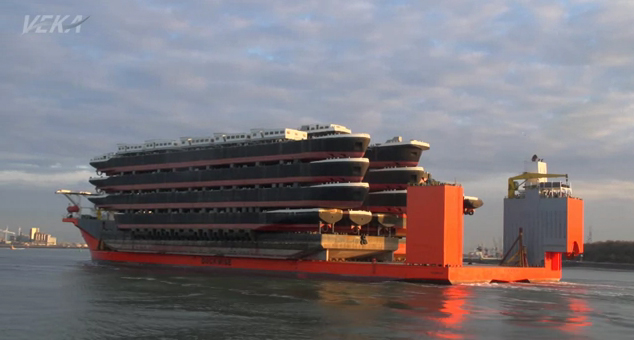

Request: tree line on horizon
left=583, top=241, right=634, bottom=263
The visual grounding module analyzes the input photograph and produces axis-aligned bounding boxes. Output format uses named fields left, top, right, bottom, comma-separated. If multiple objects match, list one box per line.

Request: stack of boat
left=361, top=137, right=430, bottom=236
left=89, top=126, right=373, bottom=234
left=83, top=124, right=452, bottom=261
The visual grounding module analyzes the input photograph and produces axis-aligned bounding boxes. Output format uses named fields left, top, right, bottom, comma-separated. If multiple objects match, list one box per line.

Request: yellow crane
left=507, top=172, right=568, bottom=198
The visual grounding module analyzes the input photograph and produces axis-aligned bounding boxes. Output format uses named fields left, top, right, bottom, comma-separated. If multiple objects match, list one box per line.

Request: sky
left=1, top=0, right=633, bottom=249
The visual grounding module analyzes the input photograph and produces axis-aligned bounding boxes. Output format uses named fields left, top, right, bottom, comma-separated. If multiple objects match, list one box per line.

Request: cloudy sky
left=1, top=0, right=633, bottom=248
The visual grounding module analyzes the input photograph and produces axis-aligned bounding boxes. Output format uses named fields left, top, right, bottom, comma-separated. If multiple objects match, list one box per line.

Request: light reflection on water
left=0, top=249, right=632, bottom=339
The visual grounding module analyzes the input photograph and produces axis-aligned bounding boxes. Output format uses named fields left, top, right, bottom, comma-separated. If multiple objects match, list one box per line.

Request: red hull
left=87, top=248, right=562, bottom=284
left=65, top=183, right=578, bottom=285
left=79, top=229, right=561, bottom=284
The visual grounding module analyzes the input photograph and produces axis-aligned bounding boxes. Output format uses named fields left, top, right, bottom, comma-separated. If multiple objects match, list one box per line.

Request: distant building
left=11, top=234, right=31, bottom=243
left=32, top=231, right=57, bottom=246
left=29, top=228, right=40, bottom=241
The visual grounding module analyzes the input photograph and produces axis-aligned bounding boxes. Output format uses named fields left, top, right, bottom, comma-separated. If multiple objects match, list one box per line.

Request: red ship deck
left=79, top=229, right=560, bottom=284
left=89, top=249, right=561, bottom=284
left=65, top=183, right=581, bottom=284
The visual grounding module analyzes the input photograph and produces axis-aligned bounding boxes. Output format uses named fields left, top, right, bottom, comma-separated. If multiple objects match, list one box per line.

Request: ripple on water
left=2, top=251, right=634, bottom=339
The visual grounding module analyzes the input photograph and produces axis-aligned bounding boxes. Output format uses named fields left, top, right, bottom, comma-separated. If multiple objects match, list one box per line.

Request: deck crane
left=507, top=172, right=568, bottom=199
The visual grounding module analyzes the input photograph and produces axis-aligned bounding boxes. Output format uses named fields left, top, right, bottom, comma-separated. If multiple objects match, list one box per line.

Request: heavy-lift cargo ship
left=58, top=125, right=583, bottom=284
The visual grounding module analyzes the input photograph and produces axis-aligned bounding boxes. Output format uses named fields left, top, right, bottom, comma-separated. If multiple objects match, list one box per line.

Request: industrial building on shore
left=29, top=228, right=57, bottom=246
left=0, top=227, right=86, bottom=248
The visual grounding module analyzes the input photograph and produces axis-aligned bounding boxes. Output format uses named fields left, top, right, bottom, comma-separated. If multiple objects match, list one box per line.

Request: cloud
left=574, top=180, right=634, bottom=201
left=0, top=170, right=93, bottom=188
left=2, top=0, right=634, bottom=243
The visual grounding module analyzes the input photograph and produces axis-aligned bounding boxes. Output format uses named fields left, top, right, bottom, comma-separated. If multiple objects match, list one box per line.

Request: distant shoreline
left=462, top=257, right=634, bottom=270
left=2, top=247, right=632, bottom=269
left=563, top=261, right=634, bottom=271
left=0, top=244, right=88, bottom=250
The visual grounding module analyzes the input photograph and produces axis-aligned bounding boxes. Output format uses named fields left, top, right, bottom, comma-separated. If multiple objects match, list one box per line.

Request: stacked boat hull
left=92, top=135, right=370, bottom=175
left=89, top=184, right=370, bottom=210
left=82, top=125, right=442, bottom=260
left=115, top=208, right=375, bottom=233
left=365, top=139, right=430, bottom=168
left=90, top=158, right=369, bottom=192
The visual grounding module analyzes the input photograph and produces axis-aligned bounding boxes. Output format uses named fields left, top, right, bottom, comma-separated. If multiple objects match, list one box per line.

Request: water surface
left=1, top=249, right=632, bottom=339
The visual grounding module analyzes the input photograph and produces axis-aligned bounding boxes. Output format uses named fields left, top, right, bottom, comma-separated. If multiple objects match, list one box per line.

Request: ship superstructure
left=297, top=127, right=434, bottom=236
left=503, top=156, right=583, bottom=266
left=58, top=125, right=581, bottom=284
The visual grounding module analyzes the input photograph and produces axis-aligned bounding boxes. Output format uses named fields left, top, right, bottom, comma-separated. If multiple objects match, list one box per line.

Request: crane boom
left=1, top=227, right=16, bottom=242
left=507, top=172, right=568, bottom=198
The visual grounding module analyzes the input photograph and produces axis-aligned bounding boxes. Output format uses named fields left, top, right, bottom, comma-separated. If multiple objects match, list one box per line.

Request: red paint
left=81, top=247, right=561, bottom=284
left=394, top=242, right=407, bottom=261
left=567, top=197, right=584, bottom=255
left=100, top=151, right=366, bottom=174
left=545, top=252, right=562, bottom=271
left=62, top=217, right=79, bottom=226
left=80, top=229, right=100, bottom=251
left=406, top=185, right=463, bottom=266
left=66, top=184, right=571, bottom=284
left=98, top=176, right=363, bottom=191
left=98, top=200, right=364, bottom=210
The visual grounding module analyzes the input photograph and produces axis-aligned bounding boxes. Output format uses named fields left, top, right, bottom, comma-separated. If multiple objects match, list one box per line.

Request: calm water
left=1, top=249, right=633, bottom=339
